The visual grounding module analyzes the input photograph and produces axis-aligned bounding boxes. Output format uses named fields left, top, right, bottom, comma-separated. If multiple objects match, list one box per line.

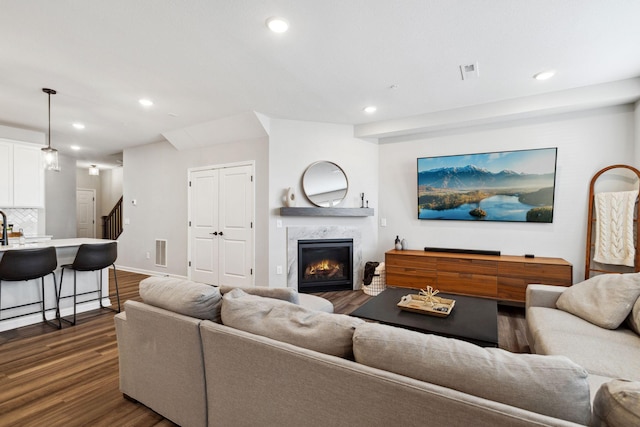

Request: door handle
left=219, top=231, right=224, bottom=236
left=210, top=231, right=218, bottom=235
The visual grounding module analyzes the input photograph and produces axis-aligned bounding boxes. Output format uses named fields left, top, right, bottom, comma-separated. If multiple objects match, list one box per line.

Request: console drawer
left=386, top=254, right=436, bottom=270
left=386, top=266, right=436, bottom=288
left=438, top=258, right=497, bottom=275
left=436, top=272, right=497, bottom=297
left=524, top=264, right=571, bottom=285
left=498, top=262, right=572, bottom=286
left=497, top=277, right=527, bottom=302
left=385, top=249, right=571, bottom=303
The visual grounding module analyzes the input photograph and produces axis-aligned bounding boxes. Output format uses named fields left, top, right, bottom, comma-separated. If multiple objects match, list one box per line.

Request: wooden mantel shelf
left=280, top=207, right=374, bottom=217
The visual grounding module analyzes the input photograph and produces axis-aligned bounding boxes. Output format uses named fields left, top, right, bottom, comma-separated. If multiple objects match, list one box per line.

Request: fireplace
left=297, top=239, right=353, bottom=293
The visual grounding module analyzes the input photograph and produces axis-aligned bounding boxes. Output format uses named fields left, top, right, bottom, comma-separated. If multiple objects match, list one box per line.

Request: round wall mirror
left=302, top=161, right=349, bottom=207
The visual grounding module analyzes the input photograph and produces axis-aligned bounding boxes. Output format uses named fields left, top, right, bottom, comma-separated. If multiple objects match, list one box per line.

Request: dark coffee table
left=350, top=287, right=498, bottom=347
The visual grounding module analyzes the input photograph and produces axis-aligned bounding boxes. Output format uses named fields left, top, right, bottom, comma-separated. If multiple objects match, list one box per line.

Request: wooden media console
left=385, top=249, right=572, bottom=304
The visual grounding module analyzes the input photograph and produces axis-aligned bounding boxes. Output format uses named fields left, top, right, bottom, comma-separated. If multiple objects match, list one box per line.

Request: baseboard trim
left=114, top=265, right=187, bottom=280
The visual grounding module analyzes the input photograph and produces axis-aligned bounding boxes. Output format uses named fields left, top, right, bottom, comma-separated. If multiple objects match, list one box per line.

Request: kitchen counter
left=6, top=235, right=53, bottom=245
left=0, top=237, right=101, bottom=252
left=0, top=238, right=117, bottom=331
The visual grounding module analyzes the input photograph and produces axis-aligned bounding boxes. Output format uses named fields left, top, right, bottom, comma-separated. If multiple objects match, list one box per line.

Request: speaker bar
left=424, top=247, right=501, bottom=256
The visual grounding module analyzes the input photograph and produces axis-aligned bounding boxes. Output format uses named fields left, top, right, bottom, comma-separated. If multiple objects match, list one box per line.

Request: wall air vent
left=155, top=239, right=167, bottom=267
left=459, top=62, right=479, bottom=80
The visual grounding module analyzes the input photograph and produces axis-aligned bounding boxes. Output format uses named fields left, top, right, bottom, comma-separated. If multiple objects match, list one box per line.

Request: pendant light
left=88, top=165, right=99, bottom=176
left=41, top=88, right=60, bottom=171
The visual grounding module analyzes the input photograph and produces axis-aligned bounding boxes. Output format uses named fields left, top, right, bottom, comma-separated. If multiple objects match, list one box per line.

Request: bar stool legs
left=101, top=265, right=121, bottom=313
left=0, top=273, right=61, bottom=329
left=0, top=247, right=61, bottom=330
left=58, top=266, right=120, bottom=326
left=58, top=267, right=77, bottom=326
left=42, top=272, right=62, bottom=329
left=57, top=242, right=120, bottom=326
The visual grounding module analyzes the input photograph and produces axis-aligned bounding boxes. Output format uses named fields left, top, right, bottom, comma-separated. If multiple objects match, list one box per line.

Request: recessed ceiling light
left=363, top=106, right=377, bottom=114
left=70, top=145, right=81, bottom=151
left=266, top=16, right=289, bottom=33
left=72, top=123, right=85, bottom=130
left=139, top=98, right=154, bottom=107
left=533, top=70, right=556, bottom=81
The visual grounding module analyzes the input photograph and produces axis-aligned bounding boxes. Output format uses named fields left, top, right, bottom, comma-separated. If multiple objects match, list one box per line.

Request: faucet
left=0, top=210, right=7, bottom=246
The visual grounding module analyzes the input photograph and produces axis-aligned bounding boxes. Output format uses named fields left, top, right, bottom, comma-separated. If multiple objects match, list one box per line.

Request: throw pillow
left=556, top=272, right=640, bottom=329
left=352, top=322, right=591, bottom=425
left=139, top=276, right=222, bottom=321
left=221, top=288, right=363, bottom=358
left=218, top=285, right=300, bottom=304
left=626, top=296, right=640, bottom=335
left=593, top=379, right=640, bottom=427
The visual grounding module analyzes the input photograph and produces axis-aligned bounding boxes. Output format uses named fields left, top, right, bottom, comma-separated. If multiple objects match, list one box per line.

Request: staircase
left=102, top=196, right=123, bottom=240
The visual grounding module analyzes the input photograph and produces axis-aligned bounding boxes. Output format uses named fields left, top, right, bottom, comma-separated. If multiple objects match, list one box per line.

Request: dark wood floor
left=0, top=271, right=529, bottom=426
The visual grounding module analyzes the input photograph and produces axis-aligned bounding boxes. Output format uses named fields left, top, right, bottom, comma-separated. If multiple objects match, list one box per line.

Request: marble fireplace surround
left=287, top=226, right=363, bottom=291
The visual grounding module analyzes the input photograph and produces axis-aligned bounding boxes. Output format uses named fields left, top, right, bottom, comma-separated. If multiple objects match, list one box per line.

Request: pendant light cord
left=47, top=91, right=51, bottom=149
left=42, top=88, right=56, bottom=149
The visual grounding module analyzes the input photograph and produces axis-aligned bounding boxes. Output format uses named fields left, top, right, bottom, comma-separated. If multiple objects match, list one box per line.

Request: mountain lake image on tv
left=417, top=147, right=557, bottom=222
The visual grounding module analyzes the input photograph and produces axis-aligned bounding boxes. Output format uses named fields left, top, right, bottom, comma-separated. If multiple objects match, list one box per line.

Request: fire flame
left=305, top=259, right=343, bottom=279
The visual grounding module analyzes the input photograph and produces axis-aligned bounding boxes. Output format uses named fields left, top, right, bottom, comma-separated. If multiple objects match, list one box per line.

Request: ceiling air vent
left=459, top=62, right=479, bottom=80
left=155, top=239, right=167, bottom=267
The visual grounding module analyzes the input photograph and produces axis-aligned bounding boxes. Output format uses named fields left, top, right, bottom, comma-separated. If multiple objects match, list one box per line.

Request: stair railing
left=102, top=196, right=123, bottom=240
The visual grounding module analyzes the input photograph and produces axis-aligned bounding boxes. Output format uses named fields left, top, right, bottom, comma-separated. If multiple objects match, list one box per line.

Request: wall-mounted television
left=417, top=147, right=557, bottom=223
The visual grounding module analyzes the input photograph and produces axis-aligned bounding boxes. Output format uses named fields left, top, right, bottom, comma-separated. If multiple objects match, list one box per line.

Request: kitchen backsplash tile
left=0, top=208, right=38, bottom=236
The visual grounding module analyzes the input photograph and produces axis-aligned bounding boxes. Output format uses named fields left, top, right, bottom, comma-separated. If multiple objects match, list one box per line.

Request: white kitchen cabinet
left=13, top=144, right=44, bottom=207
left=0, top=142, right=13, bottom=206
left=0, top=140, right=44, bottom=208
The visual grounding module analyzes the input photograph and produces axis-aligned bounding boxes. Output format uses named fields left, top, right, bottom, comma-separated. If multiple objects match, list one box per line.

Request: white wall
left=100, top=167, right=124, bottom=240
left=378, top=105, right=636, bottom=282
left=635, top=100, right=640, bottom=166
left=101, top=167, right=123, bottom=217
left=268, top=118, right=379, bottom=287
left=0, top=124, right=45, bottom=145
left=76, top=166, right=123, bottom=238
left=119, top=137, right=268, bottom=278
left=76, top=168, right=102, bottom=235
left=45, top=154, right=77, bottom=239
left=117, top=106, right=636, bottom=284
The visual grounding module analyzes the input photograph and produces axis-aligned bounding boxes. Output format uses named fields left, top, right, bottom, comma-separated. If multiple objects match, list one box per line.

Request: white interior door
left=218, top=165, right=253, bottom=287
left=188, top=164, right=254, bottom=286
left=76, top=189, right=96, bottom=238
left=190, top=170, right=219, bottom=284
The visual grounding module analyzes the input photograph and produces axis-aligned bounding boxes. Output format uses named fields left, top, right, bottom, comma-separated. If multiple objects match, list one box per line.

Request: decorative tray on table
left=397, top=287, right=455, bottom=317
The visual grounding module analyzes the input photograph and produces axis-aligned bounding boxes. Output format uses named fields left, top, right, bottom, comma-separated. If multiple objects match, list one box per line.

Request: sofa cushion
left=593, top=379, right=640, bottom=427
left=527, top=306, right=640, bottom=350
left=221, top=288, right=363, bottom=358
left=352, top=322, right=591, bottom=425
left=535, top=329, right=640, bottom=381
left=626, top=296, right=640, bottom=335
left=556, top=272, right=640, bottom=329
left=139, top=277, right=222, bottom=321
left=298, top=293, right=334, bottom=313
left=218, top=285, right=299, bottom=304
left=590, top=374, right=617, bottom=406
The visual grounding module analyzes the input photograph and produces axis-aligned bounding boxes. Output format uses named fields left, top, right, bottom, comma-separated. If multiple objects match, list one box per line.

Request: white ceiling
left=1, top=0, right=640, bottom=168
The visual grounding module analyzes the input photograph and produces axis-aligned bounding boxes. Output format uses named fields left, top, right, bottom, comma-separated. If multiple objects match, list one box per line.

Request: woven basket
left=362, top=266, right=386, bottom=296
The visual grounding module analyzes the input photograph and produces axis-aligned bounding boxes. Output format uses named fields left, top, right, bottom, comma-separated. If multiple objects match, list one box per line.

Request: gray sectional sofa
left=526, top=273, right=640, bottom=427
left=115, top=276, right=615, bottom=427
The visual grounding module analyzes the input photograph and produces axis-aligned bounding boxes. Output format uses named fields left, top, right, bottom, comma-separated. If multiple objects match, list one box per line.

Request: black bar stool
left=0, top=247, right=61, bottom=329
left=58, top=242, right=120, bottom=326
